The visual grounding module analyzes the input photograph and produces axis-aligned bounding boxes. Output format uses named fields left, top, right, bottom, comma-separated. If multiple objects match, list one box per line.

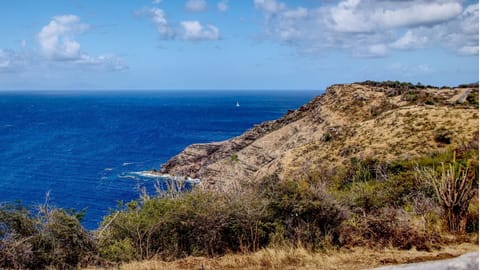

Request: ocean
left=0, top=90, right=319, bottom=229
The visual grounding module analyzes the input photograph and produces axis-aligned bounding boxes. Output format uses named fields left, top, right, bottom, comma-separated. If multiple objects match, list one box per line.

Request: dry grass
left=84, top=242, right=478, bottom=270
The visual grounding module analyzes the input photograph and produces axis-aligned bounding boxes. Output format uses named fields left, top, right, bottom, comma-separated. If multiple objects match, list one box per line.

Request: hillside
left=158, top=82, right=479, bottom=188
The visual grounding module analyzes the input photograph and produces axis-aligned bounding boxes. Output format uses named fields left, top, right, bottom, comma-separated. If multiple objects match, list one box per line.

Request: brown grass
left=84, top=242, right=478, bottom=270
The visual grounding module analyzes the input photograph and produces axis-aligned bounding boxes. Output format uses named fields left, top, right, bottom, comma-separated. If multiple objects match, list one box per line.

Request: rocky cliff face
left=158, top=82, right=479, bottom=189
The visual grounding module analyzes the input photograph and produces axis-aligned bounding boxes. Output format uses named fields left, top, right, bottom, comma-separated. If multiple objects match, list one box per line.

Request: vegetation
left=416, top=155, right=476, bottom=233
left=0, top=198, right=101, bottom=269
left=97, top=177, right=347, bottom=262
left=95, top=142, right=477, bottom=264
left=0, top=139, right=477, bottom=269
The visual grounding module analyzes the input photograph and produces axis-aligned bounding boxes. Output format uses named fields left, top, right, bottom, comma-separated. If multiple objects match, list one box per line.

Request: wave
left=122, top=162, right=136, bottom=166
left=131, top=171, right=170, bottom=178
left=124, top=171, right=201, bottom=184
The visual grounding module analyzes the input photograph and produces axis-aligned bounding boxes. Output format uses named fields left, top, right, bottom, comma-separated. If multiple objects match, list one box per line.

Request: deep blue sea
left=0, top=90, right=319, bottom=229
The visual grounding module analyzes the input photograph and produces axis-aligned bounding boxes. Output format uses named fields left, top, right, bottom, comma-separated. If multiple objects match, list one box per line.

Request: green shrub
left=98, top=238, right=136, bottom=263
left=0, top=202, right=98, bottom=269
left=98, top=175, right=348, bottom=260
left=98, top=189, right=271, bottom=260
left=259, top=177, right=347, bottom=249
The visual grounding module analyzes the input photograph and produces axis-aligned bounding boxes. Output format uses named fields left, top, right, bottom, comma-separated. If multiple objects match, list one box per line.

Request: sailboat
left=236, top=101, right=240, bottom=107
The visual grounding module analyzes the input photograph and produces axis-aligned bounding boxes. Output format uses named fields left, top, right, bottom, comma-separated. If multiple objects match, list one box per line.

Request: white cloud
left=35, top=15, right=127, bottom=70
left=390, top=3, right=479, bottom=55
left=152, top=0, right=162, bottom=4
left=254, top=0, right=285, bottom=14
left=390, top=30, right=429, bottom=50
left=37, top=15, right=89, bottom=60
left=136, top=8, right=174, bottom=39
left=217, top=0, right=228, bottom=12
left=74, top=54, right=128, bottom=71
left=0, top=49, right=26, bottom=73
left=137, top=8, right=221, bottom=42
left=328, top=1, right=462, bottom=33
left=186, top=0, right=207, bottom=12
left=254, top=0, right=478, bottom=57
left=180, top=21, right=220, bottom=41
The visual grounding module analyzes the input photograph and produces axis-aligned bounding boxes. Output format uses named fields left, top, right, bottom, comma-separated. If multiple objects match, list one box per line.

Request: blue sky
left=0, top=0, right=478, bottom=90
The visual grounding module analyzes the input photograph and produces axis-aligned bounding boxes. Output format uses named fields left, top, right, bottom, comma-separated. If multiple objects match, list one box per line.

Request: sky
left=0, top=0, right=478, bottom=90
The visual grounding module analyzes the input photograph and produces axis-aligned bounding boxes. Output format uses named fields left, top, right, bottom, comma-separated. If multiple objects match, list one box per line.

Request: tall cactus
left=416, top=155, right=475, bottom=233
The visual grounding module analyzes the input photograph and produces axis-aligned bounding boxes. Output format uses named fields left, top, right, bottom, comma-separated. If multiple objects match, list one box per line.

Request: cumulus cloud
left=180, top=21, right=220, bottom=41
left=137, top=7, right=221, bottom=42
left=254, top=0, right=478, bottom=57
left=217, top=0, right=228, bottom=12
left=135, top=8, right=174, bottom=39
left=36, top=15, right=127, bottom=71
left=327, top=0, right=462, bottom=33
left=186, top=0, right=207, bottom=12
left=37, top=15, right=89, bottom=60
left=389, top=3, right=479, bottom=55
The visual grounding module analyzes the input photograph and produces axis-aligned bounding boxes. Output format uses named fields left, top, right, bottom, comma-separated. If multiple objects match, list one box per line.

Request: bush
left=98, top=189, right=271, bottom=261
left=258, top=177, right=347, bottom=249
left=98, top=176, right=348, bottom=260
left=0, top=202, right=98, bottom=269
left=339, top=208, right=441, bottom=251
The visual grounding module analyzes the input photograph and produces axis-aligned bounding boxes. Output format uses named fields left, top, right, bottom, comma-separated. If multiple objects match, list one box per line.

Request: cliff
left=158, top=82, right=479, bottom=189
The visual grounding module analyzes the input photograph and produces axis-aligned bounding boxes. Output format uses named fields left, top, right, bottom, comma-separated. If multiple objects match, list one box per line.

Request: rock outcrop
left=158, top=82, right=479, bottom=189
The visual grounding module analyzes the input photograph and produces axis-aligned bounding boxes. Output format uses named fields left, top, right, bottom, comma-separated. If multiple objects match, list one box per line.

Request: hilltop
left=159, top=81, right=479, bottom=188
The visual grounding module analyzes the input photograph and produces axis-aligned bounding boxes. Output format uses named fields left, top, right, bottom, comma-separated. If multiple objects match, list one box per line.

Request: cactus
left=416, top=155, right=475, bottom=233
